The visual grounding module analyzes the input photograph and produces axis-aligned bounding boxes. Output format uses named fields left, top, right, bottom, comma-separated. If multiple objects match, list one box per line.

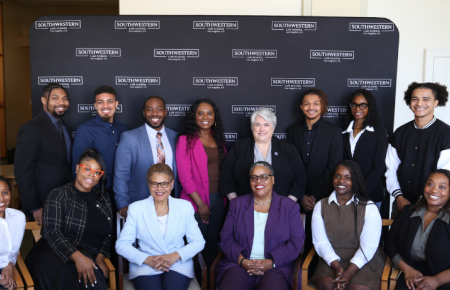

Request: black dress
left=25, top=184, right=112, bottom=290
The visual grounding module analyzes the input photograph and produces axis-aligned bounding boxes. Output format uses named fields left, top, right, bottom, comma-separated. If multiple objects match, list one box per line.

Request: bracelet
left=240, top=258, right=246, bottom=267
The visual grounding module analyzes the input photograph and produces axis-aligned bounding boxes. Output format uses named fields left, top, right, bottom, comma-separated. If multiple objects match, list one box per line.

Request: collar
left=342, top=120, right=374, bottom=134
left=411, top=206, right=450, bottom=224
left=145, top=123, right=166, bottom=138
left=328, top=191, right=356, bottom=206
left=94, top=115, right=117, bottom=128
left=305, top=117, right=321, bottom=131
left=414, top=116, right=436, bottom=130
left=44, top=110, right=60, bottom=125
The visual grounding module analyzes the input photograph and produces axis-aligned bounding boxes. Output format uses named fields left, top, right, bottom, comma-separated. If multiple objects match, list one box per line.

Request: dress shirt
left=44, top=110, right=71, bottom=163
left=250, top=211, right=269, bottom=260
left=72, top=115, right=129, bottom=188
left=312, top=191, right=381, bottom=269
left=304, top=119, right=320, bottom=164
left=391, top=207, right=450, bottom=268
left=342, top=121, right=374, bottom=157
left=158, top=214, right=168, bottom=238
left=254, top=143, right=272, bottom=164
left=0, top=208, right=26, bottom=268
left=145, top=124, right=173, bottom=170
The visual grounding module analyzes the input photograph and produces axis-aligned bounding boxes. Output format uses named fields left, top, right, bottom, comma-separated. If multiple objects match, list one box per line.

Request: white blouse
left=157, top=214, right=168, bottom=238
left=0, top=208, right=26, bottom=268
left=342, top=121, right=374, bottom=157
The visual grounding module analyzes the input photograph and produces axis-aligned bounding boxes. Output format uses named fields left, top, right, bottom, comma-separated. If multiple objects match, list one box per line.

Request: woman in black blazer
left=342, top=89, right=388, bottom=205
left=385, top=169, right=450, bottom=290
left=220, top=108, right=306, bottom=201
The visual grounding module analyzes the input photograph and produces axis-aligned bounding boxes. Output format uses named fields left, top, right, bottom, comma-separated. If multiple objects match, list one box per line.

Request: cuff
left=288, top=195, right=298, bottom=202
left=350, top=257, right=364, bottom=269
left=392, top=254, right=402, bottom=269
left=392, top=189, right=403, bottom=199
left=324, top=253, right=341, bottom=266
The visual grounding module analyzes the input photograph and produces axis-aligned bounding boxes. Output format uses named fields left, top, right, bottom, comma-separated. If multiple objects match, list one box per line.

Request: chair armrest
left=390, top=268, right=401, bottom=280
left=293, top=253, right=302, bottom=290
left=104, top=258, right=116, bottom=290
left=195, top=253, right=207, bottom=290
left=301, top=248, right=316, bottom=290
left=13, top=266, right=24, bottom=290
left=210, top=251, right=224, bottom=290
left=381, top=256, right=392, bottom=290
left=16, top=254, right=34, bottom=289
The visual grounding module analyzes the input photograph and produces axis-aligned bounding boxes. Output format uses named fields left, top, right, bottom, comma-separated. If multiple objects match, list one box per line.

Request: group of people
left=0, top=81, right=449, bottom=290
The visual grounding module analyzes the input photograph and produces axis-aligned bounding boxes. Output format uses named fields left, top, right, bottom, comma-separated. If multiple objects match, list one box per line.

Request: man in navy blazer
left=114, top=96, right=180, bottom=217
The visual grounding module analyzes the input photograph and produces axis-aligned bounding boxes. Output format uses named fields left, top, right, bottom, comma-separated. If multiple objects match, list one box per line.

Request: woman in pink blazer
left=176, top=99, right=227, bottom=271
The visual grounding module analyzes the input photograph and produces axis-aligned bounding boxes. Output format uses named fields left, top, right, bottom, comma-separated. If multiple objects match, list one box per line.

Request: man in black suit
left=287, top=88, right=343, bottom=253
left=15, top=83, right=72, bottom=225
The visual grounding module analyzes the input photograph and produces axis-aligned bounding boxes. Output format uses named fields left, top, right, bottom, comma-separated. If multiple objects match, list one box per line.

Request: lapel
left=309, top=119, right=324, bottom=159
left=143, top=197, right=169, bottom=253
left=165, top=128, right=177, bottom=170
left=343, top=133, right=352, bottom=159
left=425, top=220, right=440, bottom=258
left=163, top=196, right=180, bottom=245
left=264, top=191, right=281, bottom=255
left=406, top=216, right=421, bottom=260
left=296, top=123, right=307, bottom=164
left=192, top=138, right=209, bottom=191
left=138, top=124, right=155, bottom=165
left=243, top=196, right=255, bottom=252
left=40, top=110, right=68, bottom=160
left=353, top=130, right=371, bottom=157
left=271, top=137, right=280, bottom=168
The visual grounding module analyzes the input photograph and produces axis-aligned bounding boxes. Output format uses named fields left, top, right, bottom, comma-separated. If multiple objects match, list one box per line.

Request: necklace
left=157, top=207, right=169, bottom=217
left=254, top=198, right=272, bottom=205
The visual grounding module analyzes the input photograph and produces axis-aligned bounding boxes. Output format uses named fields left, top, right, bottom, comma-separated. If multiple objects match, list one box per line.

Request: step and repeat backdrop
left=30, top=15, right=399, bottom=144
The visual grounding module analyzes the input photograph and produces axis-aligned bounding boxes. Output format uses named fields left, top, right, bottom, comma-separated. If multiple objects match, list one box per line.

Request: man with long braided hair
left=312, top=160, right=385, bottom=290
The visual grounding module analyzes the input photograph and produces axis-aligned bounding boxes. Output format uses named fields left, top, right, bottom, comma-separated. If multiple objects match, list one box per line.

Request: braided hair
left=414, top=169, right=450, bottom=214
left=177, top=99, right=226, bottom=161
left=404, top=82, right=449, bottom=107
left=344, top=89, right=381, bottom=130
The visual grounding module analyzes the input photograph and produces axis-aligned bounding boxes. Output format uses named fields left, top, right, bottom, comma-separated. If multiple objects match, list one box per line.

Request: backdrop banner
left=30, top=15, right=399, bottom=145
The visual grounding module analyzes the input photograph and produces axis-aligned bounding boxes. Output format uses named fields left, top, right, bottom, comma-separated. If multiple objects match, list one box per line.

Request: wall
left=2, top=0, right=118, bottom=152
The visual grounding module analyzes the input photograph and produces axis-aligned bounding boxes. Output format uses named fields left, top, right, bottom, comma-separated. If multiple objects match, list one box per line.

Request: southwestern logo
left=349, top=22, right=394, bottom=35
left=38, top=76, right=83, bottom=88
left=310, top=50, right=354, bottom=63
left=324, top=106, right=347, bottom=119
left=232, top=49, right=277, bottom=62
left=272, top=21, right=316, bottom=34
left=274, top=133, right=287, bottom=141
left=224, top=133, right=238, bottom=142
left=193, top=77, right=238, bottom=90
left=232, top=105, right=276, bottom=117
left=193, top=21, right=238, bottom=33
left=76, top=48, right=121, bottom=60
left=348, top=78, right=392, bottom=90
left=166, top=104, right=191, bottom=117
left=114, top=20, right=160, bottom=33
left=154, top=49, right=199, bottom=61
left=271, top=78, right=315, bottom=90
left=115, top=76, right=160, bottom=89
left=78, top=104, right=122, bottom=116
left=35, top=20, right=81, bottom=32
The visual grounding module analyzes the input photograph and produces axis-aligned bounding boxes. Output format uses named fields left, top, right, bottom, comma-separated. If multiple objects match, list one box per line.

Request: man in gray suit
left=114, top=96, right=180, bottom=217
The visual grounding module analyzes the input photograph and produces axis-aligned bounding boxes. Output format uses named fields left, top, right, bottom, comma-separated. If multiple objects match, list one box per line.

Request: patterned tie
left=156, top=132, right=165, bottom=164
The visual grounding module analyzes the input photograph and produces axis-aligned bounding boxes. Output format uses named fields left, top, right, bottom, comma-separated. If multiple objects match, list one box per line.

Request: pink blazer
left=176, top=135, right=226, bottom=212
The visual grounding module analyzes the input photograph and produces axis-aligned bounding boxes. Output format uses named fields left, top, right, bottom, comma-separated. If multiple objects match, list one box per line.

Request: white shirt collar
left=145, top=123, right=166, bottom=138
left=342, top=120, right=374, bottom=134
left=328, top=190, right=357, bottom=206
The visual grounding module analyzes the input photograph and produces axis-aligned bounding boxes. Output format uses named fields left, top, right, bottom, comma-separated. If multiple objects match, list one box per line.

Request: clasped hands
left=330, top=261, right=358, bottom=290
left=0, top=262, right=16, bottom=290
left=144, top=252, right=181, bottom=272
left=403, top=267, right=440, bottom=290
left=242, top=259, right=273, bottom=276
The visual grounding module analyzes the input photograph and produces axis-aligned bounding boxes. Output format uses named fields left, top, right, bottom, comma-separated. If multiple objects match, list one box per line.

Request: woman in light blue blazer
left=116, top=163, right=205, bottom=290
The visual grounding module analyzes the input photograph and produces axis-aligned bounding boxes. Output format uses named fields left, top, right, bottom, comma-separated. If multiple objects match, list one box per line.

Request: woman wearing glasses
left=116, top=163, right=205, bottom=290
left=25, top=148, right=112, bottom=290
left=342, top=89, right=388, bottom=208
left=216, top=161, right=304, bottom=290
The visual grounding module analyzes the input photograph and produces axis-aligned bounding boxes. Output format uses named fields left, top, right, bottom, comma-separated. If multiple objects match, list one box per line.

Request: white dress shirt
left=0, top=208, right=26, bottom=268
left=342, top=121, right=374, bottom=157
left=145, top=124, right=173, bottom=170
left=312, top=191, right=381, bottom=269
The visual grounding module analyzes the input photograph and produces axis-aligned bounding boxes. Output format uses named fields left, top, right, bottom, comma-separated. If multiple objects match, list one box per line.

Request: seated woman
left=216, top=161, right=304, bottom=290
left=312, top=160, right=385, bottom=290
left=385, top=169, right=450, bottom=290
left=0, top=176, right=26, bottom=290
left=25, top=149, right=112, bottom=290
left=116, top=163, right=205, bottom=290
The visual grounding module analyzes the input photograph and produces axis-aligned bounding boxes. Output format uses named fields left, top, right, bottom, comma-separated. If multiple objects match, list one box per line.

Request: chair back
left=25, top=222, right=42, bottom=242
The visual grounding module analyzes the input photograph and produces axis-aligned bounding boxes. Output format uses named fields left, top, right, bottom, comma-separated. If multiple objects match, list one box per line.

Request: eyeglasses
left=349, top=102, right=368, bottom=110
left=78, top=164, right=104, bottom=178
left=149, top=180, right=173, bottom=188
left=249, top=174, right=274, bottom=182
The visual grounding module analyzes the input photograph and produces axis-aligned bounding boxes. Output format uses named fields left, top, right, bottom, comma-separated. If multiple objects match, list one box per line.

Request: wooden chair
left=301, top=219, right=394, bottom=290
left=116, top=213, right=207, bottom=290
left=16, top=222, right=116, bottom=290
left=209, top=251, right=303, bottom=290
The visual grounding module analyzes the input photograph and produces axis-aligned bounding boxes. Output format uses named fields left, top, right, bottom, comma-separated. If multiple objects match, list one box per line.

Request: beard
left=50, top=106, right=67, bottom=119
left=145, top=116, right=166, bottom=129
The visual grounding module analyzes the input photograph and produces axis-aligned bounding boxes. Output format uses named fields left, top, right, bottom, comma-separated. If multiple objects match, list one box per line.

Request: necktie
left=156, top=132, right=165, bottom=164
left=57, top=120, right=67, bottom=153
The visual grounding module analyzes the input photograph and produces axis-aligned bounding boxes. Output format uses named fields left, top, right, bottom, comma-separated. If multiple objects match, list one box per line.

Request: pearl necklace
left=254, top=198, right=272, bottom=205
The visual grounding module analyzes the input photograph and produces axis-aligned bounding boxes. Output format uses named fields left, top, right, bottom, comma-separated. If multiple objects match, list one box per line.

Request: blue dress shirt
left=72, top=115, right=129, bottom=188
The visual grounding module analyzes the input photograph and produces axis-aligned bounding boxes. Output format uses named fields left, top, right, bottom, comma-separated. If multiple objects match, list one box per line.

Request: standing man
left=386, top=82, right=450, bottom=218
left=72, top=85, right=129, bottom=212
left=15, top=83, right=72, bottom=225
left=114, top=96, right=180, bottom=218
left=287, top=88, right=343, bottom=253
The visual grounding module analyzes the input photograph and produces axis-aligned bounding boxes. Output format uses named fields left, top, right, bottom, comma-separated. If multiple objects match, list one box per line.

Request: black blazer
left=219, top=136, right=306, bottom=199
left=14, top=110, right=72, bottom=211
left=287, top=119, right=343, bottom=200
left=42, top=183, right=113, bottom=263
left=342, top=124, right=388, bottom=202
left=385, top=205, right=450, bottom=282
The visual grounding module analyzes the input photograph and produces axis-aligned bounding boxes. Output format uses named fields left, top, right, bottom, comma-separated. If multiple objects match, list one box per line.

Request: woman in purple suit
left=216, top=161, right=305, bottom=290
